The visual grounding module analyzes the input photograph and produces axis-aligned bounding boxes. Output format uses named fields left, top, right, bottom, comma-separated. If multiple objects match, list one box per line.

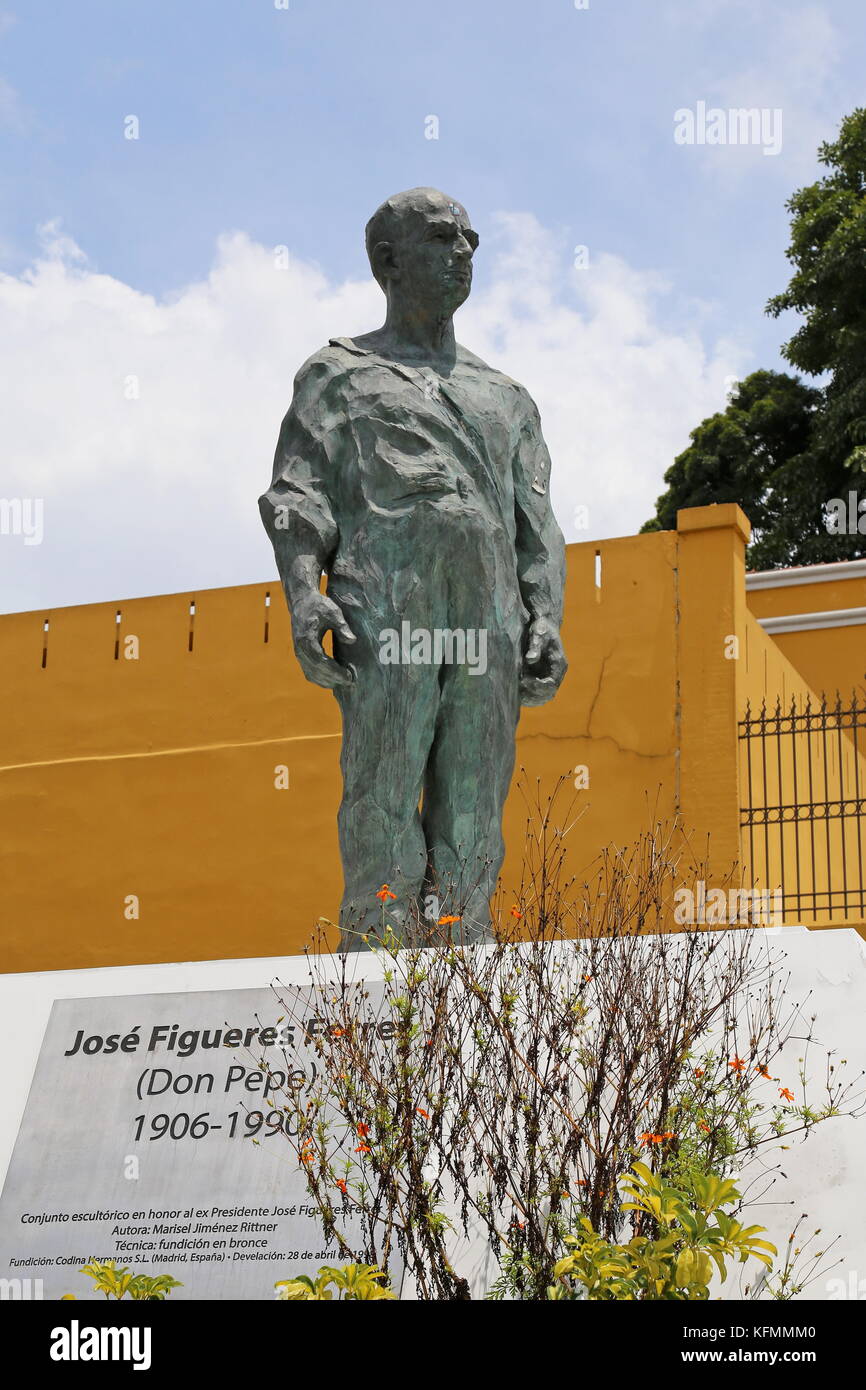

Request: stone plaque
left=0, top=986, right=397, bottom=1300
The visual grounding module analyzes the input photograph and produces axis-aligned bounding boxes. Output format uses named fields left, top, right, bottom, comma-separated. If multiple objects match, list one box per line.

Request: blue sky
left=2, top=0, right=865, bottom=611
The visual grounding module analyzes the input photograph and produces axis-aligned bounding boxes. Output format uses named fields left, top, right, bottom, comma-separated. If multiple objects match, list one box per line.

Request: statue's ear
left=371, top=239, right=398, bottom=287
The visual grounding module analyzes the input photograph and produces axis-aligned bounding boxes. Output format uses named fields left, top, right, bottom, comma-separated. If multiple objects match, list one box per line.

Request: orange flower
left=356, top=1122, right=370, bottom=1138
left=376, top=884, right=397, bottom=902
left=779, top=1087, right=795, bottom=1102
left=699, top=1122, right=710, bottom=1133
left=335, top=1179, right=348, bottom=1195
left=693, top=1068, right=705, bottom=1079
left=438, top=914, right=461, bottom=925
left=583, top=974, right=593, bottom=983
left=354, top=1143, right=371, bottom=1154
left=300, top=1148, right=314, bottom=1163
left=755, top=1064, right=771, bottom=1079
left=638, top=1131, right=656, bottom=1145
left=729, top=1056, right=746, bottom=1074
left=510, top=906, right=523, bottom=919
left=415, top=1107, right=429, bottom=1119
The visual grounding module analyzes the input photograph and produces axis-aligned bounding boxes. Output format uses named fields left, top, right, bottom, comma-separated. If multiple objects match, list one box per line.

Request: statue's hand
left=520, top=617, right=567, bottom=707
left=291, top=590, right=356, bottom=689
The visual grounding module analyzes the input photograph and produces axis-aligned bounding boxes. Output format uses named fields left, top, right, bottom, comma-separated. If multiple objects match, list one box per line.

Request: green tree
left=768, top=106, right=866, bottom=484
left=645, top=108, right=866, bottom=566
left=641, top=370, right=822, bottom=568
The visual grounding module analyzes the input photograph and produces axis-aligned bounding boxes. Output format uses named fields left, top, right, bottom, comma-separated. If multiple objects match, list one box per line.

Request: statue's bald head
left=365, top=187, right=477, bottom=294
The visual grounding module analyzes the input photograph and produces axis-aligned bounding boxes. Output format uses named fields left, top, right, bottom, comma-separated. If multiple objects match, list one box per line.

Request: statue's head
left=365, top=187, right=478, bottom=315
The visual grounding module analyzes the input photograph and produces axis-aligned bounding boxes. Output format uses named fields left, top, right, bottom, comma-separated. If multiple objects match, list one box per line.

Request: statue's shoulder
left=456, top=345, right=540, bottom=417
left=291, top=340, right=358, bottom=390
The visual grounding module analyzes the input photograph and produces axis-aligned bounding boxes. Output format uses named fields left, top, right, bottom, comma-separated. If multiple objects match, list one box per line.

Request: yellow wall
left=747, top=571, right=866, bottom=700
left=737, top=614, right=865, bottom=928
left=740, top=566, right=866, bottom=929
left=1, top=507, right=863, bottom=972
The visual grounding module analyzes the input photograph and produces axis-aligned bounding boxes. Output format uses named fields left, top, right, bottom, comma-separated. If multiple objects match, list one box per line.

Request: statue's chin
left=430, top=277, right=471, bottom=315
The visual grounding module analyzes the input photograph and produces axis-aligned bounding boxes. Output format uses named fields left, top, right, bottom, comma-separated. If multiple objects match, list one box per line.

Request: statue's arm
left=259, top=357, right=340, bottom=598
left=513, top=391, right=568, bottom=705
left=258, top=356, right=355, bottom=688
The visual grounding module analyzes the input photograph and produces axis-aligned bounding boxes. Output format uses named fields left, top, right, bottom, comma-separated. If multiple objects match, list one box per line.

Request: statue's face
left=389, top=197, right=478, bottom=314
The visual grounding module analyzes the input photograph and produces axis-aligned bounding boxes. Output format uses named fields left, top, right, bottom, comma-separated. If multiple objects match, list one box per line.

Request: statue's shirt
left=260, top=337, right=565, bottom=629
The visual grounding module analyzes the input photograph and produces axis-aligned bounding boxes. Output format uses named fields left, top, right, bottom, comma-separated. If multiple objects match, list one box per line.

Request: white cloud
left=0, top=216, right=745, bottom=614
left=465, top=215, right=744, bottom=543
left=671, top=2, right=846, bottom=176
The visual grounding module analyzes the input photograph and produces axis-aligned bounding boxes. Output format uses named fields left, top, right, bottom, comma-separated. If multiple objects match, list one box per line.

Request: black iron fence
left=738, top=692, right=866, bottom=924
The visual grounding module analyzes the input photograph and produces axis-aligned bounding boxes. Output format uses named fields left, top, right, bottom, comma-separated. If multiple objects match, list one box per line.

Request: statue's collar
left=327, top=337, right=451, bottom=389
left=329, top=336, right=374, bottom=356
left=328, top=338, right=462, bottom=383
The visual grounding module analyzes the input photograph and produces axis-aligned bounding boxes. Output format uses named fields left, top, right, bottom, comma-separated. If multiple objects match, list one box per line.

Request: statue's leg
left=332, top=625, right=441, bottom=951
left=420, top=626, right=522, bottom=942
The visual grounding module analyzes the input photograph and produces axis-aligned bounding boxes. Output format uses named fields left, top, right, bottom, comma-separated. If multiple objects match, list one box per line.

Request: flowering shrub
left=62, top=1260, right=182, bottom=1301
left=251, top=781, right=863, bottom=1300
left=275, top=1264, right=395, bottom=1301
left=547, top=1163, right=775, bottom=1300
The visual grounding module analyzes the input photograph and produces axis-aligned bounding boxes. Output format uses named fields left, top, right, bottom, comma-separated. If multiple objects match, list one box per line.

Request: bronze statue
left=260, top=188, right=566, bottom=948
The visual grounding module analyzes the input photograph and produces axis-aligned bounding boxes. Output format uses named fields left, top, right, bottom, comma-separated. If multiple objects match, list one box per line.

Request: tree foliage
left=644, top=108, right=866, bottom=567
left=641, top=370, right=823, bottom=568
left=768, top=106, right=866, bottom=480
